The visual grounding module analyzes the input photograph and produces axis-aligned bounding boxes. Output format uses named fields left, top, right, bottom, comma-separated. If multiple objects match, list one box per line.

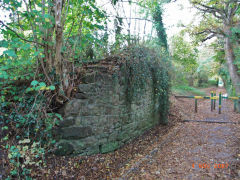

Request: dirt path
left=119, top=88, right=240, bottom=179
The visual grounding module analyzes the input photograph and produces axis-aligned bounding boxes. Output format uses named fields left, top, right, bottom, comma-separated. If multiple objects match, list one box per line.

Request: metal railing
left=175, top=91, right=239, bottom=114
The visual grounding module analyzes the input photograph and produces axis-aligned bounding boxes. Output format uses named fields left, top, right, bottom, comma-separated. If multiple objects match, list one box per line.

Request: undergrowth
left=0, top=79, right=62, bottom=178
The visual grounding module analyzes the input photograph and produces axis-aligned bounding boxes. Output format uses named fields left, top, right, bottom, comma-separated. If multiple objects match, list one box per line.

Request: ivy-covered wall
left=55, top=47, right=170, bottom=156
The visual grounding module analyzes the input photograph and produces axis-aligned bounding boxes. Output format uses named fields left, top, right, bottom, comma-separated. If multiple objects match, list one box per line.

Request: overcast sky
left=96, top=0, right=198, bottom=41
left=163, top=0, right=197, bottom=38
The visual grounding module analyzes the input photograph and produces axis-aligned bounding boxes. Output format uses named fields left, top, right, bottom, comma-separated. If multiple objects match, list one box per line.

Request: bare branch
left=201, top=34, right=215, bottom=42
left=192, top=1, right=225, bottom=19
left=106, top=15, right=153, bottom=22
left=232, top=2, right=240, bottom=16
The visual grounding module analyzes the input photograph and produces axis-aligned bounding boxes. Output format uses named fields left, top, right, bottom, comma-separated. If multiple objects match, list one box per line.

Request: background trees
left=189, top=0, right=240, bottom=110
left=171, top=33, right=198, bottom=86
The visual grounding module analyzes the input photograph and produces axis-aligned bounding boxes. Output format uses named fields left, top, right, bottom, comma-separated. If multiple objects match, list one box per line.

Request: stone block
left=120, top=114, right=131, bottom=125
left=100, top=142, right=119, bottom=153
left=108, top=131, right=119, bottom=142
left=72, top=140, right=85, bottom=149
left=96, top=117, right=108, bottom=127
left=86, top=145, right=100, bottom=155
left=117, top=131, right=131, bottom=142
left=59, top=126, right=93, bottom=139
left=64, top=99, right=87, bottom=116
left=78, top=136, right=99, bottom=147
left=97, top=137, right=108, bottom=144
left=59, top=116, right=75, bottom=128
left=95, top=73, right=113, bottom=83
left=107, top=116, right=120, bottom=124
left=75, top=116, right=99, bottom=126
left=78, top=83, right=95, bottom=93
left=122, top=122, right=136, bottom=131
left=82, top=72, right=96, bottom=83
left=75, top=93, right=88, bottom=99
left=54, top=142, right=74, bottom=156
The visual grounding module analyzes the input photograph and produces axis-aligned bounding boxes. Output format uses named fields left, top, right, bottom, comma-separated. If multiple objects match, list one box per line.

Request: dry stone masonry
left=55, top=52, right=169, bottom=156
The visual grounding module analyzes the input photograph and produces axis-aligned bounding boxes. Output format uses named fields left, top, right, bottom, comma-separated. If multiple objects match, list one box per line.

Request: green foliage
left=219, top=66, right=233, bottom=95
left=0, top=78, right=61, bottom=178
left=64, top=0, right=107, bottom=61
left=189, top=0, right=240, bottom=102
left=171, top=33, right=199, bottom=86
left=171, top=34, right=198, bottom=72
left=197, top=70, right=209, bottom=87
left=232, top=27, right=240, bottom=71
left=120, top=45, right=170, bottom=124
left=7, top=140, right=45, bottom=178
left=152, top=4, right=168, bottom=50
left=208, top=79, right=218, bottom=86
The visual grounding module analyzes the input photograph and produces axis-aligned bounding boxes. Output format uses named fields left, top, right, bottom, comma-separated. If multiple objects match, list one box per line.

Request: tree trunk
left=55, top=0, right=63, bottom=76
left=224, top=26, right=240, bottom=111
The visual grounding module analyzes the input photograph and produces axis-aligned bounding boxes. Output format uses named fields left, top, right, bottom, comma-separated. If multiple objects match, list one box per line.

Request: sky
left=95, top=0, right=198, bottom=42
left=163, top=0, right=198, bottom=38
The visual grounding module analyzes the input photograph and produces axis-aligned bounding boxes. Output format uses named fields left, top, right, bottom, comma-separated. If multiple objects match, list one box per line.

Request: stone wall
left=55, top=56, right=167, bottom=156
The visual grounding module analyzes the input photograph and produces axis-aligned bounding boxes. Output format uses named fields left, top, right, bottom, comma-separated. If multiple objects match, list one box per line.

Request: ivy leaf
left=0, top=40, right=8, bottom=48
left=31, top=80, right=38, bottom=86
left=49, top=85, right=55, bottom=90
left=4, top=50, right=17, bottom=58
left=39, top=82, right=46, bottom=87
left=22, top=43, right=31, bottom=50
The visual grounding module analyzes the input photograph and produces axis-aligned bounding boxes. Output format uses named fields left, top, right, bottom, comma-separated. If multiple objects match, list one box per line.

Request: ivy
left=120, top=46, right=170, bottom=124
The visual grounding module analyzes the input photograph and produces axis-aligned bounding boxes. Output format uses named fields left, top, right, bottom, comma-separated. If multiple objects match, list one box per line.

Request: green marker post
left=211, top=91, right=213, bottom=112
left=214, top=91, right=216, bottom=110
left=219, top=92, right=222, bottom=114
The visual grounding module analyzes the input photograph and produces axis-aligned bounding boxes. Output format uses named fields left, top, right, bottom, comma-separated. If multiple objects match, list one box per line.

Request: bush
left=208, top=80, right=218, bottom=86
left=0, top=79, right=62, bottom=178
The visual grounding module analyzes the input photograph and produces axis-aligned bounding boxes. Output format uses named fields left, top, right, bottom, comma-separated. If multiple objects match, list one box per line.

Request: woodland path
left=119, top=88, right=240, bottom=179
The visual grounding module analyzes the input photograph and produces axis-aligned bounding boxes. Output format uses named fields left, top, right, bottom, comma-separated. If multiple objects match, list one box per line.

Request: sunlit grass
left=172, top=85, right=206, bottom=96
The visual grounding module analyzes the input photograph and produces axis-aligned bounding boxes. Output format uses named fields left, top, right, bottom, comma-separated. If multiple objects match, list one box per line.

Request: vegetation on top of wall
left=120, top=45, right=170, bottom=124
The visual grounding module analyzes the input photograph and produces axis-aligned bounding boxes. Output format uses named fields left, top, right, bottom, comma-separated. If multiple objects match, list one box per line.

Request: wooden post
left=195, top=99, right=198, bottom=113
left=219, top=92, right=222, bottom=114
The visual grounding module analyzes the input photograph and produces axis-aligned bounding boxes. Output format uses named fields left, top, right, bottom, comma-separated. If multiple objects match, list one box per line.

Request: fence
left=175, top=91, right=239, bottom=114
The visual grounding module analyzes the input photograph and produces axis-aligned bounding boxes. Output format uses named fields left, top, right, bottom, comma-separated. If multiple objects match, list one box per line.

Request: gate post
left=211, top=91, right=213, bottom=111
left=234, top=100, right=237, bottom=112
left=195, top=99, right=198, bottom=113
left=213, top=91, right=216, bottom=110
left=219, top=92, right=222, bottom=114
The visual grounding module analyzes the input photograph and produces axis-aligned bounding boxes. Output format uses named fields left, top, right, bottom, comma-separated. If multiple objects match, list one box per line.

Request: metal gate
left=175, top=91, right=239, bottom=114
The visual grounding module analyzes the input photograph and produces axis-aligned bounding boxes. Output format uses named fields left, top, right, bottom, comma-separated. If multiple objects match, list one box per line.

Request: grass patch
left=172, top=85, right=206, bottom=96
